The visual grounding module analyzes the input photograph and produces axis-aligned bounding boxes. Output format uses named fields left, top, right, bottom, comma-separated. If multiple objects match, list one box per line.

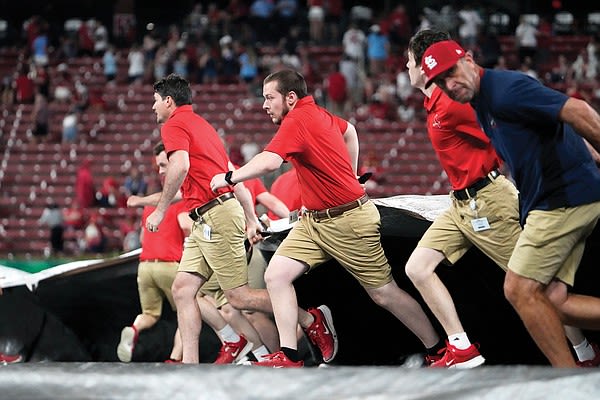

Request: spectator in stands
left=123, top=167, right=148, bottom=197
left=382, top=4, right=411, bottom=49
left=30, top=89, right=49, bottom=143
left=339, top=54, right=363, bottom=114
left=456, top=3, right=482, bottom=51
left=366, top=24, right=390, bottom=76
left=307, top=0, right=325, bottom=44
left=237, top=42, right=259, bottom=85
left=421, top=35, right=600, bottom=367
left=53, top=63, right=72, bottom=103
left=342, top=21, right=366, bottom=72
left=103, top=45, right=118, bottom=83
left=93, top=20, right=109, bottom=56
left=128, top=44, right=145, bottom=84
left=97, top=176, right=126, bottom=208
left=76, top=159, right=96, bottom=208
left=249, top=0, right=275, bottom=43
left=38, top=198, right=65, bottom=256
left=515, top=15, right=539, bottom=66
left=13, top=65, right=35, bottom=104
left=62, top=106, right=79, bottom=143
left=324, top=63, right=347, bottom=116
left=63, top=199, right=85, bottom=231
left=82, top=212, right=105, bottom=253
left=78, top=19, right=95, bottom=57
left=31, top=21, right=49, bottom=67
left=1, top=75, right=14, bottom=106
left=120, top=214, right=141, bottom=252
left=477, top=32, right=502, bottom=69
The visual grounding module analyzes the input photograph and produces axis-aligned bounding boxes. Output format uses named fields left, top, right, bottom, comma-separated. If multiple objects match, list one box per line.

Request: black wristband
left=225, top=170, right=236, bottom=186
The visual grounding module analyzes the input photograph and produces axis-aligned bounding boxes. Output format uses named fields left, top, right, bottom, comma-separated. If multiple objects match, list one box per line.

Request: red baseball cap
left=422, top=40, right=466, bottom=88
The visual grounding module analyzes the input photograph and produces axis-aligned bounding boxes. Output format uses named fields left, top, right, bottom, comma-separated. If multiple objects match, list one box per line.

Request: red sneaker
left=251, top=351, right=304, bottom=368
left=214, top=335, right=253, bottom=364
left=577, top=342, right=600, bottom=367
left=0, top=353, right=23, bottom=365
left=429, top=342, right=485, bottom=369
left=117, top=326, right=138, bottom=362
left=304, top=305, right=338, bottom=363
left=424, top=350, right=444, bottom=367
left=164, top=358, right=182, bottom=364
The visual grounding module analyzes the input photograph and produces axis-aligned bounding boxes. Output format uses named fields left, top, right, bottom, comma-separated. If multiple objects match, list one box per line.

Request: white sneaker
left=117, top=326, right=137, bottom=362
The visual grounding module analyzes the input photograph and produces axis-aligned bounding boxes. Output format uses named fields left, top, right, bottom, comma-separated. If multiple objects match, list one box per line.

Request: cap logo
left=455, top=49, right=463, bottom=55
left=424, top=55, right=438, bottom=71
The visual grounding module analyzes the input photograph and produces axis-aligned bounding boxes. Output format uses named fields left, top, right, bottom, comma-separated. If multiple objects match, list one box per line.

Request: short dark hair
left=153, top=74, right=192, bottom=106
left=263, top=69, right=308, bottom=99
left=153, top=141, right=165, bottom=156
left=408, top=29, right=452, bottom=64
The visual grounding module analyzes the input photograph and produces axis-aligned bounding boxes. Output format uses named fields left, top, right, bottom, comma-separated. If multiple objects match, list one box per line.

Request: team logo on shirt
left=432, top=113, right=442, bottom=128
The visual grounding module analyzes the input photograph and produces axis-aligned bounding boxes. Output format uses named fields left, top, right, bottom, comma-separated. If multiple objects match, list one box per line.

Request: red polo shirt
left=161, top=105, right=232, bottom=210
left=425, top=87, right=501, bottom=190
left=140, top=202, right=188, bottom=262
left=265, top=96, right=364, bottom=210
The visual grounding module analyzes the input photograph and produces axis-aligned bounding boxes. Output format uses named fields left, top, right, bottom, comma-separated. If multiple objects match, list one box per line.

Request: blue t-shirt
left=472, top=69, right=600, bottom=225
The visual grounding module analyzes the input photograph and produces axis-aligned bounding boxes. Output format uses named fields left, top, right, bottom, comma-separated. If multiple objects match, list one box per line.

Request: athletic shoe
left=424, top=351, right=444, bottom=367
left=117, top=326, right=138, bottom=362
left=429, top=341, right=485, bottom=368
left=577, top=342, right=600, bottom=367
left=251, top=351, right=304, bottom=368
left=304, top=305, right=338, bottom=363
left=164, top=358, right=182, bottom=364
left=0, top=353, right=23, bottom=365
left=214, top=335, right=253, bottom=364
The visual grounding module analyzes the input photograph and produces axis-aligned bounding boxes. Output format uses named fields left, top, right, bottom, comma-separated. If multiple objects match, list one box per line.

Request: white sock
left=252, top=345, right=269, bottom=359
left=573, top=338, right=596, bottom=361
left=448, top=332, right=471, bottom=350
left=217, top=324, right=240, bottom=343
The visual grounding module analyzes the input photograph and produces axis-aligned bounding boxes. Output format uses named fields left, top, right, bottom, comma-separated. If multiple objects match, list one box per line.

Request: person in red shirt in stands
left=75, top=159, right=96, bottom=209
left=324, top=63, right=347, bottom=116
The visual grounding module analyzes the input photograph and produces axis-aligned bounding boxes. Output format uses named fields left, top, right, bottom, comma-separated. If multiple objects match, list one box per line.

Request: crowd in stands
left=2, top=1, right=600, bottom=257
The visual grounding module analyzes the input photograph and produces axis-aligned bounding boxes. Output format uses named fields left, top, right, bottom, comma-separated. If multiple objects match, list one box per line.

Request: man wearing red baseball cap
left=419, top=34, right=600, bottom=367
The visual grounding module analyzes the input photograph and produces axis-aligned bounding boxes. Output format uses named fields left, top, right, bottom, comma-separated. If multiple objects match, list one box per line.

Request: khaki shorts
left=418, top=175, right=521, bottom=270
left=508, top=201, right=600, bottom=285
left=138, top=261, right=179, bottom=318
left=179, top=199, right=248, bottom=292
left=275, top=200, right=392, bottom=289
left=199, top=246, right=268, bottom=308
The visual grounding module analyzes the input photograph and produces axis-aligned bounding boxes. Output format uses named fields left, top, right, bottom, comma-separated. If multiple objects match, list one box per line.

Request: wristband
left=225, top=170, right=236, bottom=186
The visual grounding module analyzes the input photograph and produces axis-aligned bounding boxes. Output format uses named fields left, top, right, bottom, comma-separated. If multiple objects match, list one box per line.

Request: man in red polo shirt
left=211, top=69, right=443, bottom=367
left=146, top=74, right=335, bottom=364
left=404, top=29, right=599, bottom=368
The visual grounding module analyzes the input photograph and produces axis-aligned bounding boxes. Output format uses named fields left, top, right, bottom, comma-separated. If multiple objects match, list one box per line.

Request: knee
left=264, top=266, right=289, bottom=290
left=545, top=281, right=568, bottom=309
left=405, top=259, right=430, bottom=286
left=504, top=271, right=538, bottom=307
left=171, top=276, right=195, bottom=304
left=225, top=287, right=247, bottom=310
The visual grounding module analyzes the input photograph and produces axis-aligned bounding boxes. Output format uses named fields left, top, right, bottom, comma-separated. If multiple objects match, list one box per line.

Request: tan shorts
left=275, top=200, right=393, bottom=289
left=199, top=246, right=268, bottom=308
left=137, top=261, right=179, bottom=318
left=418, top=175, right=521, bottom=270
left=508, top=201, right=600, bottom=285
left=179, top=199, right=248, bottom=291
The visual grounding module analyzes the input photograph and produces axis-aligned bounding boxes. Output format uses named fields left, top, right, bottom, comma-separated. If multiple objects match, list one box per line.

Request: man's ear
left=287, top=91, right=297, bottom=106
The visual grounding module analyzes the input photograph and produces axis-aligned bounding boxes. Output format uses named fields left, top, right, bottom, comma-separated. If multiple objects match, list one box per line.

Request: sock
left=573, top=338, right=596, bottom=361
left=426, top=339, right=446, bottom=356
left=217, top=324, right=240, bottom=343
left=252, top=345, right=269, bottom=359
left=281, top=347, right=299, bottom=362
left=448, top=332, right=471, bottom=350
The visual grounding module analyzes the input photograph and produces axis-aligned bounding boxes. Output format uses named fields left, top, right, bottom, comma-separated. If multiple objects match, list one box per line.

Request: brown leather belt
left=189, top=192, right=235, bottom=221
left=308, top=194, right=369, bottom=222
left=452, top=169, right=500, bottom=200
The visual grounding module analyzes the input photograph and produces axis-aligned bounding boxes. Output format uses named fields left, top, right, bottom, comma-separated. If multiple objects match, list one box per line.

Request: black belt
left=453, top=169, right=501, bottom=200
left=307, top=194, right=369, bottom=221
left=189, top=192, right=235, bottom=221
